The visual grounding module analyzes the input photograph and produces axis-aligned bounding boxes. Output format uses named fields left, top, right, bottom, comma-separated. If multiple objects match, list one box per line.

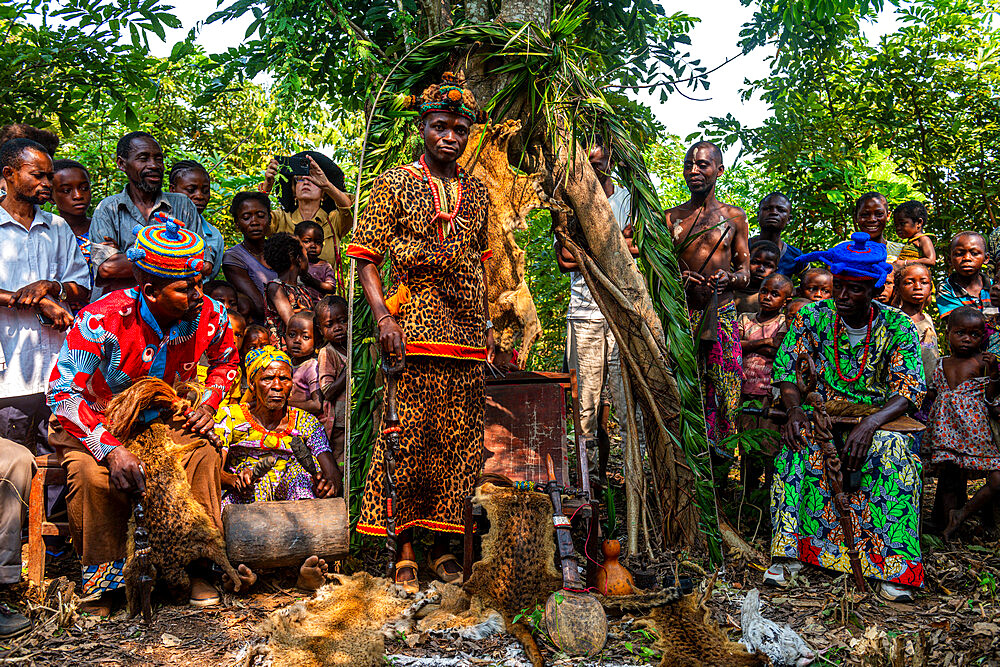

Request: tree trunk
left=499, top=0, right=551, bottom=25
left=547, top=137, right=711, bottom=549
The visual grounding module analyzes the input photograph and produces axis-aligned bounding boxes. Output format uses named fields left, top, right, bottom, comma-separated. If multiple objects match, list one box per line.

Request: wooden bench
left=27, top=453, right=71, bottom=589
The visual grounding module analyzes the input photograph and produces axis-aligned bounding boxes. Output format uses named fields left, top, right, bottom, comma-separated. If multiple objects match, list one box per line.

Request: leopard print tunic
left=347, top=163, right=492, bottom=360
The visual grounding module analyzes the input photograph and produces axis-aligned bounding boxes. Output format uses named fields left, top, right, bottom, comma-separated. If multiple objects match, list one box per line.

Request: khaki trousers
left=0, top=438, right=35, bottom=584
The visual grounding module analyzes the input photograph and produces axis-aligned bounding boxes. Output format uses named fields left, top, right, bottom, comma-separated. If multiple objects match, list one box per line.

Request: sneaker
left=879, top=581, right=914, bottom=603
left=762, top=559, right=804, bottom=587
left=0, top=603, right=31, bottom=639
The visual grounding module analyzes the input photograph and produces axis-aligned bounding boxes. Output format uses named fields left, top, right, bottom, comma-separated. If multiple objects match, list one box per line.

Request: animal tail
left=508, top=619, right=545, bottom=667
left=105, top=377, right=186, bottom=442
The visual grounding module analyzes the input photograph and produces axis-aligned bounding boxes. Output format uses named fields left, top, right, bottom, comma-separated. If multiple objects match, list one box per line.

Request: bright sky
left=154, top=0, right=899, bottom=162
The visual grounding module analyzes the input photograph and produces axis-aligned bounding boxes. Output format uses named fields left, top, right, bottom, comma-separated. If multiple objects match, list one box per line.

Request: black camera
left=276, top=155, right=310, bottom=176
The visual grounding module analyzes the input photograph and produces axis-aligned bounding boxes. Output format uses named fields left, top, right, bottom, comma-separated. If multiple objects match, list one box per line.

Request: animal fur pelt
left=739, top=589, right=815, bottom=667
left=258, top=573, right=415, bottom=667
left=634, top=585, right=770, bottom=667
left=463, top=481, right=563, bottom=667
left=459, top=121, right=542, bottom=367
left=104, top=377, right=240, bottom=615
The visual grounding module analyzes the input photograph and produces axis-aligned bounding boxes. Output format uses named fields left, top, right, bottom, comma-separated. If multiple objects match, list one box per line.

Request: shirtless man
left=666, top=141, right=750, bottom=455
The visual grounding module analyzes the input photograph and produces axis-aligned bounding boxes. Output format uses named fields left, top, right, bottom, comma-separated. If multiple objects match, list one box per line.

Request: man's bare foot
left=78, top=592, right=117, bottom=618
left=943, top=509, right=965, bottom=541
left=296, top=555, right=328, bottom=590
left=222, top=564, right=257, bottom=593
left=189, top=577, right=221, bottom=607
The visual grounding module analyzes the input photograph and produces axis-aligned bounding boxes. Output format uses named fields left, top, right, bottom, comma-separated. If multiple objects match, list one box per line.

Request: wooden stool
left=27, top=454, right=71, bottom=589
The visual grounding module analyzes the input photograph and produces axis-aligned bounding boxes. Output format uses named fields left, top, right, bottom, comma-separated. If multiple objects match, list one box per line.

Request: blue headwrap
left=796, top=232, right=893, bottom=288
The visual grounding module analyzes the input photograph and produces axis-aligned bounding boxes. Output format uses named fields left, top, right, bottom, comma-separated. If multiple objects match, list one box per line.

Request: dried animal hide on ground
left=740, top=589, right=814, bottom=667
left=258, top=572, right=414, bottom=667
left=463, top=482, right=563, bottom=667
left=459, top=120, right=542, bottom=366
left=412, top=580, right=505, bottom=641
left=633, top=586, right=770, bottom=667
left=104, top=378, right=240, bottom=615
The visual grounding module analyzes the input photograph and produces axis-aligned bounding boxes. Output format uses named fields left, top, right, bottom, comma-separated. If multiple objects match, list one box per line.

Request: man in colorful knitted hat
left=765, top=232, right=925, bottom=602
left=46, top=215, right=240, bottom=615
left=347, top=72, right=493, bottom=591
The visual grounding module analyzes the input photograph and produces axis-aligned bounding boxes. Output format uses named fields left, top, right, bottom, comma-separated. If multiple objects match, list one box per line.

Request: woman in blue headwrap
left=764, top=233, right=926, bottom=602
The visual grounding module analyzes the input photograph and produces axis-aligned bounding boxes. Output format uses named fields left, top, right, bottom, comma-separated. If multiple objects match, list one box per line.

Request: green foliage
left=520, top=209, right=570, bottom=372
left=0, top=0, right=179, bottom=133
left=708, top=0, right=1000, bottom=254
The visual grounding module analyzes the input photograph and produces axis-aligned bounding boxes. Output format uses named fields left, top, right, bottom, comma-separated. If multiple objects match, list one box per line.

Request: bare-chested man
left=666, top=141, right=750, bottom=455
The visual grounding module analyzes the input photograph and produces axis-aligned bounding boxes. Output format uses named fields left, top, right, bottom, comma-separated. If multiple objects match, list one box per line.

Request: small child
left=894, top=264, right=939, bottom=386
left=892, top=200, right=936, bottom=268
left=926, top=306, right=1000, bottom=540
left=735, top=240, right=779, bottom=315
left=315, top=296, right=349, bottom=466
left=786, top=297, right=811, bottom=319
left=221, top=311, right=247, bottom=406
left=295, top=220, right=338, bottom=300
left=237, top=324, right=271, bottom=403
left=738, top=273, right=792, bottom=493
left=285, top=311, right=323, bottom=418
left=205, top=280, right=240, bottom=314
left=937, top=231, right=999, bottom=353
left=797, top=267, right=832, bottom=302
left=876, top=266, right=895, bottom=305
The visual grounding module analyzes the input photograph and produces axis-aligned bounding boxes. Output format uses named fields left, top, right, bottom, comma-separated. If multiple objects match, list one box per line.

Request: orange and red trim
left=481, top=249, right=493, bottom=262
left=356, top=518, right=465, bottom=536
left=346, top=243, right=382, bottom=264
left=406, top=340, right=487, bottom=361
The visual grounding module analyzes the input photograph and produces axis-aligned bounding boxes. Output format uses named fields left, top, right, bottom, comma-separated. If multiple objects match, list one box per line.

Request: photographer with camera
left=260, top=152, right=353, bottom=295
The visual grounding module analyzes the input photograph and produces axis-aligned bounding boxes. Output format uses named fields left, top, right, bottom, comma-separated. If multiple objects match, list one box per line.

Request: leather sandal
left=189, top=578, right=221, bottom=607
left=429, top=554, right=463, bottom=584
left=394, top=559, right=419, bottom=594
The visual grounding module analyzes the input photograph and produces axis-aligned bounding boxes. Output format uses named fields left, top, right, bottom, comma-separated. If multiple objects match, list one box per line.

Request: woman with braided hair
left=347, top=72, right=494, bottom=592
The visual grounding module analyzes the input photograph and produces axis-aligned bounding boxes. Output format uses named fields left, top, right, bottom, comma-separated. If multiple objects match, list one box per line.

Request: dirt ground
left=1, top=480, right=997, bottom=666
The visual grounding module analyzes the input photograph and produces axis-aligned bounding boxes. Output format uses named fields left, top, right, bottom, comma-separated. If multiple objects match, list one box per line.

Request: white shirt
left=0, top=205, right=91, bottom=398
left=567, top=186, right=632, bottom=321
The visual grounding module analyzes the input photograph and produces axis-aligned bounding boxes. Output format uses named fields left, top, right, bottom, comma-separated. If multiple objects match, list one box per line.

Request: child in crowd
left=797, top=267, right=832, bottom=302
left=876, top=266, right=895, bottom=305
left=263, top=232, right=315, bottom=344
left=937, top=232, right=999, bottom=352
left=51, top=160, right=94, bottom=291
left=286, top=311, right=323, bottom=418
left=295, top=220, right=339, bottom=300
left=926, top=306, right=1000, bottom=540
left=894, top=264, right=939, bottom=386
left=738, top=273, right=793, bottom=494
left=241, top=323, right=271, bottom=358
left=893, top=200, right=936, bottom=268
left=205, top=280, right=240, bottom=314
left=167, top=159, right=225, bottom=280
left=786, top=297, right=811, bottom=319
left=854, top=192, right=900, bottom=261
left=735, top=239, right=779, bottom=314
left=315, top=296, right=349, bottom=465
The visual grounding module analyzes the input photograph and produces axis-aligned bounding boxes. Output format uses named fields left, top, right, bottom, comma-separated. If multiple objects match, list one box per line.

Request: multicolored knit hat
left=400, top=71, right=483, bottom=124
left=796, top=232, right=893, bottom=288
left=125, top=212, right=205, bottom=279
left=245, top=345, right=292, bottom=385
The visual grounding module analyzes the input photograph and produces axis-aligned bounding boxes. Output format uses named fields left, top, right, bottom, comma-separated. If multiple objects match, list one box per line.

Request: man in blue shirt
left=752, top=192, right=803, bottom=277
left=89, top=132, right=218, bottom=300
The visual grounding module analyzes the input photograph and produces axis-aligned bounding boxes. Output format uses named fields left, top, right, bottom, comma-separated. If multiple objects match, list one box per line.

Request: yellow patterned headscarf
left=245, top=345, right=292, bottom=385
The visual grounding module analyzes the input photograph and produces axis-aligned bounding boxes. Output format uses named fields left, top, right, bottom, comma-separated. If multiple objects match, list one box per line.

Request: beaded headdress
left=796, top=232, right=892, bottom=288
left=400, top=71, right=483, bottom=124
left=125, top=212, right=205, bottom=279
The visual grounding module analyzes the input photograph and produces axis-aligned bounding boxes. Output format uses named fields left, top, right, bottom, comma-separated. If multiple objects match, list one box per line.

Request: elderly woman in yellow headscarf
left=214, top=346, right=341, bottom=505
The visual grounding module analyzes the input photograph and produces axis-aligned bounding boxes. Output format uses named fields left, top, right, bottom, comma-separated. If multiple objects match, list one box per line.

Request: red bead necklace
left=419, top=155, right=463, bottom=239
left=833, top=307, right=874, bottom=382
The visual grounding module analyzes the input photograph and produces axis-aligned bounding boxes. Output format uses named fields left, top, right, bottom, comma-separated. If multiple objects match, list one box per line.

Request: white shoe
left=762, top=559, right=803, bottom=587
left=879, top=581, right=914, bottom=602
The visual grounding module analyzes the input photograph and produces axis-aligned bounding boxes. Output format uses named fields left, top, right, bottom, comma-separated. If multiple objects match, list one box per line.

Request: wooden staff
left=381, top=350, right=405, bottom=580
left=132, top=498, right=154, bottom=623
left=795, top=354, right=867, bottom=591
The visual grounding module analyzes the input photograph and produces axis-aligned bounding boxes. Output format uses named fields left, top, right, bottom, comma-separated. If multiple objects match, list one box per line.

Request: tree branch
left=322, top=0, right=388, bottom=59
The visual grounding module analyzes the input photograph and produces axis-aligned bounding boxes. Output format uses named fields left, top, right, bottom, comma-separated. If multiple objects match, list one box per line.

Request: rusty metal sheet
left=483, top=382, right=570, bottom=486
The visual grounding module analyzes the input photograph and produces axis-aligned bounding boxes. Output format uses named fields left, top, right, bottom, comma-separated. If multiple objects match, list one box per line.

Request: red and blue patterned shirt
left=47, top=288, right=239, bottom=460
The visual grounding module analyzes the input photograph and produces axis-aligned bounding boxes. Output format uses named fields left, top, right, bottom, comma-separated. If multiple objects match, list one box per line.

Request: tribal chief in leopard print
left=348, top=73, right=495, bottom=589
